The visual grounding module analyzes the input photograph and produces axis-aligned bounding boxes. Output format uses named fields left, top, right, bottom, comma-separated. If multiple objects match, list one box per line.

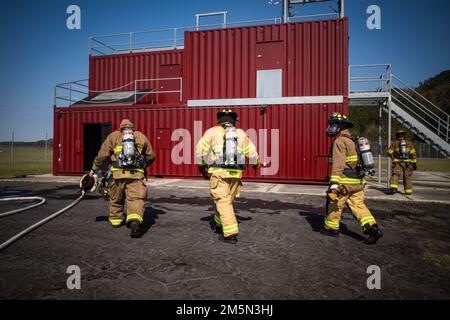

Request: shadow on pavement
left=299, top=210, right=365, bottom=242
left=94, top=206, right=166, bottom=237
left=200, top=214, right=253, bottom=232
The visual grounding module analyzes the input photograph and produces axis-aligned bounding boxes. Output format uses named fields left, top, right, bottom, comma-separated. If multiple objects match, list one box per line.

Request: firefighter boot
left=363, top=224, right=383, bottom=245
left=387, top=188, right=397, bottom=195
left=219, top=234, right=238, bottom=244
left=129, top=220, right=142, bottom=238
left=320, top=227, right=339, bottom=237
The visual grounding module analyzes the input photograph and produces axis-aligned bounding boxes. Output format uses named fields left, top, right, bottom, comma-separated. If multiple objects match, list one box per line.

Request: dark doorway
left=83, top=123, right=112, bottom=172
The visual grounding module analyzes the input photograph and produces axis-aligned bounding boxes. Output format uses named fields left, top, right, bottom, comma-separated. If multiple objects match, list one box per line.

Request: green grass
left=0, top=147, right=52, bottom=178
left=0, top=148, right=448, bottom=178
left=374, top=158, right=450, bottom=172
left=423, top=251, right=450, bottom=269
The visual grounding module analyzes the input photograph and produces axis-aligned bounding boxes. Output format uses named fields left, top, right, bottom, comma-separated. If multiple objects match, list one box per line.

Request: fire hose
left=0, top=190, right=86, bottom=252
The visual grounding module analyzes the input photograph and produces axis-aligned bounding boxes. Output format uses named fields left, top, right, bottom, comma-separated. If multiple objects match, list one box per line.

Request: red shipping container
left=54, top=18, right=349, bottom=184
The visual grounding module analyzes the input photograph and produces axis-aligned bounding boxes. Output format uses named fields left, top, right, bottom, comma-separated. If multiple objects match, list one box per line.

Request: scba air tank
left=399, top=140, right=407, bottom=158
left=224, top=126, right=238, bottom=166
left=121, top=129, right=136, bottom=167
left=357, top=137, right=374, bottom=169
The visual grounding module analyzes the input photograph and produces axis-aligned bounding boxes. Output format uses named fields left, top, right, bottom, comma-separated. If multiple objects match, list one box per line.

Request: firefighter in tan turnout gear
left=322, top=113, right=383, bottom=245
left=196, top=109, right=260, bottom=244
left=89, top=119, right=155, bottom=238
left=387, top=129, right=417, bottom=195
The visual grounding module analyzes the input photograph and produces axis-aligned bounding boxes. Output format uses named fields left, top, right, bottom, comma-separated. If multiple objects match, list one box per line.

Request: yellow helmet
left=217, top=109, right=238, bottom=122
left=328, top=112, right=354, bottom=128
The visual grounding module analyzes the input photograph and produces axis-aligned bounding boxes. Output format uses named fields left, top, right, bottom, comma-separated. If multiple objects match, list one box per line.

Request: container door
left=157, top=64, right=181, bottom=103
left=255, top=41, right=284, bottom=99
left=83, top=123, right=112, bottom=172
left=255, top=41, right=284, bottom=70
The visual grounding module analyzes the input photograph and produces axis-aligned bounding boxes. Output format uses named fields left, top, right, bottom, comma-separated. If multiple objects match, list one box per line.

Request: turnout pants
left=108, top=178, right=147, bottom=227
left=325, top=189, right=377, bottom=231
left=389, top=162, right=413, bottom=194
left=210, top=173, right=242, bottom=237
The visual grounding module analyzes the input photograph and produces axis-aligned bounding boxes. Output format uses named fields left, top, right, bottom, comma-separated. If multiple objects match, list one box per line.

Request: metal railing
left=54, top=78, right=182, bottom=107
left=349, top=64, right=450, bottom=147
left=89, top=13, right=338, bottom=56
left=349, top=64, right=392, bottom=94
left=391, top=75, right=450, bottom=143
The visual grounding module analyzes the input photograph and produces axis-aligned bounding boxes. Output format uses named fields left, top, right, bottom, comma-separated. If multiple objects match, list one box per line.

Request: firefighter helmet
left=217, top=109, right=238, bottom=123
left=395, top=129, right=407, bottom=137
left=328, top=112, right=354, bottom=128
left=119, top=119, right=135, bottom=130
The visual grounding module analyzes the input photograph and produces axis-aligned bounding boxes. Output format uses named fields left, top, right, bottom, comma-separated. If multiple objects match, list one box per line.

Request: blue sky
left=0, top=0, right=449, bottom=141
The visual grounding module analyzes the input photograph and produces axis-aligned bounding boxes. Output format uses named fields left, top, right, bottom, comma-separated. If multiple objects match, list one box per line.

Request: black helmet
left=217, top=108, right=238, bottom=124
left=328, top=112, right=354, bottom=128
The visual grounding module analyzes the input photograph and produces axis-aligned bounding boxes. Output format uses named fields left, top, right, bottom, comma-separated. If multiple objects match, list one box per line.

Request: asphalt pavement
left=0, top=177, right=449, bottom=299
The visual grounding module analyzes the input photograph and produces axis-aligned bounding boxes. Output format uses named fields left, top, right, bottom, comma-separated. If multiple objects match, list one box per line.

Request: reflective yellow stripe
left=340, top=178, right=366, bottom=184
left=200, top=138, right=210, bottom=149
left=324, top=218, right=339, bottom=230
left=330, top=175, right=342, bottom=183
left=390, top=184, right=398, bottom=188
left=113, top=146, right=123, bottom=153
left=111, top=168, right=145, bottom=173
left=222, top=224, right=238, bottom=231
left=208, top=166, right=243, bottom=176
left=405, top=189, right=413, bottom=194
left=359, top=216, right=376, bottom=227
left=244, top=144, right=255, bottom=155
left=109, top=217, right=124, bottom=226
left=92, top=164, right=99, bottom=171
left=214, top=214, right=221, bottom=226
left=346, top=155, right=358, bottom=163
left=222, top=224, right=239, bottom=237
left=126, top=213, right=143, bottom=224
left=330, top=175, right=366, bottom=185
left=393, top=159, right=414, bottom=163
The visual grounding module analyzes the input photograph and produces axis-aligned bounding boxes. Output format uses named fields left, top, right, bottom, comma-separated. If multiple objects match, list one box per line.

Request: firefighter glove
left=199, top=165, right=209, bottom=180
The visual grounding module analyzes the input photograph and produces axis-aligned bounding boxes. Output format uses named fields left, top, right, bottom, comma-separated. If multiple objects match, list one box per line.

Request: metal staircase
left=389, top=75, right=450, bottom=157
left=349, top=64, right=450, bottom=159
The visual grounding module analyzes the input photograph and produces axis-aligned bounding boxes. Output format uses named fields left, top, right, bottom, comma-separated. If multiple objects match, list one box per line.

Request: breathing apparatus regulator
left=326, top=113, right=353, bottom=137
left=118, top=128, right=144, bottom=169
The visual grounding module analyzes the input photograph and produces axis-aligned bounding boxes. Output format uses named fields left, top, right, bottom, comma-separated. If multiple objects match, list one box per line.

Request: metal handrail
left=349, top=64, right=391, bottom=94
left=392, top=87, right=443, bottom=126
left=392, top=74, right=449, bottom=116
left=55, top=77, right=183, bottom=107
left=392, top=96, right=439, bottom=133
left=89, top=14, right=336, bottom=56
left=391, top=74, right=449, bottom=142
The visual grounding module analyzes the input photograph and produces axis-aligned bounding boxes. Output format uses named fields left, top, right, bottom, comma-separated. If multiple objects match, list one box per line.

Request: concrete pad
left=1, top=173, right=449, bottom=204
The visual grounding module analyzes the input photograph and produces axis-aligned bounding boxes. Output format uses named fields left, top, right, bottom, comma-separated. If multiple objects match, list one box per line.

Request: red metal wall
left=53, top=103, right=347, bottom=183
left=184, top=18, right=348, bottom=100
left=89, top=49, right=184, bottom=94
